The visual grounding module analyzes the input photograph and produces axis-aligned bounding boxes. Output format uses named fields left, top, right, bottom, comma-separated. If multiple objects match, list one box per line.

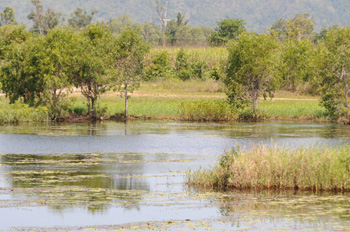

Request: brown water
left=0, top=121, right=350, bottom=231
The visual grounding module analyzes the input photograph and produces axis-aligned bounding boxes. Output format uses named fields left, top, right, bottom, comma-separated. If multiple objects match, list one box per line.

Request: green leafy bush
left=145, top=51, right=172, bottom=81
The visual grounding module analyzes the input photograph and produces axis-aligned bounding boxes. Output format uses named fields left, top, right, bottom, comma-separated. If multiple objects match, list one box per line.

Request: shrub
left=145, top=51, right=172, bottom=81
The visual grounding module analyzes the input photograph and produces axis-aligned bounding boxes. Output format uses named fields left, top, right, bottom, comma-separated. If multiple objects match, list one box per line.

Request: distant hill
left=1, top=0, right=350, bottom=31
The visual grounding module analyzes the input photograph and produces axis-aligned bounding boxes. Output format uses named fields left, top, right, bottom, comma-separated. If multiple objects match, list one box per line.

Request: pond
left=0, top=121, right=350, bottom=231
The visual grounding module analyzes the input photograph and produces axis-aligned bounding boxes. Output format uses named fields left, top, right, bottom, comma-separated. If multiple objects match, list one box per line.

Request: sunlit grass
left=0, top=98, right=48, bottom=124
left=259, top=100, right=327, bottom=120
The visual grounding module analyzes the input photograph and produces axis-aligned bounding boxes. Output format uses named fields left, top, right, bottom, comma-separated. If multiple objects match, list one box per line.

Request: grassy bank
left=0, top=79, right=328, bottom=123
left=188, top=144, right=350, bottom=192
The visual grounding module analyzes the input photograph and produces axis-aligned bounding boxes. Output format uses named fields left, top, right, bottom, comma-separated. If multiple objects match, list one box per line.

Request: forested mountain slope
left=1, top=0, right=350, bottom=31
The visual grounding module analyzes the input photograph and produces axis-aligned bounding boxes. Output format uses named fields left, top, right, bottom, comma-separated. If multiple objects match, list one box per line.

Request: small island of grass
left=188, top=144, right=350, bottom=192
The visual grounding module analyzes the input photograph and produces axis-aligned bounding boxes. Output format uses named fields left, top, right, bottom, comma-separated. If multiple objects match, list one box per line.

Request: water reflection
left=1, top=121, right=350, bottom=156
left=1, top=153, right=150, bottom=213
left=1, top=121, right=350, bottom=138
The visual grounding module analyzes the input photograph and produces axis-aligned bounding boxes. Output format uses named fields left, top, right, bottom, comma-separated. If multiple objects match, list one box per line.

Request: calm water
left=0, top=121, right=350, bottom=231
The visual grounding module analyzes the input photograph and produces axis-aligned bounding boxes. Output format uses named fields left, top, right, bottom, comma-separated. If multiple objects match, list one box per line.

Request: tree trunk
left=125, top=84, right=128, bottom=119
left=252, top=97, right=258, bottom=120
left=87, top=98, right=91, bottom=116
left=162, top=22, right=166, bottom=47
left=91, top=97, right=96, bottom=120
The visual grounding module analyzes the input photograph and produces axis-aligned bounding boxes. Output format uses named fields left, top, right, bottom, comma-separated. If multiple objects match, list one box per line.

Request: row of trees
left=225, top=26, right=350, bottom=123
left=0, top=24, right=149, bottom=120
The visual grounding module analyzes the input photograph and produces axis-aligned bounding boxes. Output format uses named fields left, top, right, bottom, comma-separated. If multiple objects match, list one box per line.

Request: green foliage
left=107, top=14, right=137, bottom=36
left=209, top=18, right=246, bottom=46
left=70, top=24, right=114, bottom=119
left=279, top=38, right=318, bottom=91
left=0, top=25, right=29, bottom=59
left=111, top=28, right=150, bottom=118
left=0, top=7, right=17, bottom=26
left=38, top=28, right=77, bottom=120
left=225, top=32, right=280, bottom=118
left=271, top=13, right=315, bottom=41
left=140, top=22, right=161, bottom=45
left=68, top=8, right=97, bottom=30
left=179, top=99, right=236, bottom=121
left=0, top=28, right=76, bottom=120
left=145, top=51, right=172, bottom=81
left=27, top=0, right=64, bottom=35
left=319, top=26, right=350, bottom=122
left=0, top=35, right=43, bottom=104
left=175, top=48, right=191, bottom=80
left=190, top=59, right=207, bottom=80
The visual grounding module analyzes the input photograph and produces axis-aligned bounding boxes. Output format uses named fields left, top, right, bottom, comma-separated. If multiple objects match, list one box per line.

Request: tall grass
left=149, top=47, right=228, bottom=68
left=147, top=78, right=225, bottom=93
left=260, top=100, right=328, bottom=120
left=188, top=144, right=350, bottom=192
left=0, top=99, right=48, bottom=124
left=69, top=96, right=181, bottom=119
left=179, top=99, right=237, bottom=121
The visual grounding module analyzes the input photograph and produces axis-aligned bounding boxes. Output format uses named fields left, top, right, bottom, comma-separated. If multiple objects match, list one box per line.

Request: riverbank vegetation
left=0, top=2, right=350, bottom=124
left=188, top=144, right=350, bottom=192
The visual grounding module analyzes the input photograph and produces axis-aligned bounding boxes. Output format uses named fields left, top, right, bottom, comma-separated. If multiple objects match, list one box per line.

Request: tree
left=271, top=18, right=288, bottom=40
left=0, top=28, right=76, bottom=120
left=319, top=26, right=350, bottom=123
left=175, top=47, right=191, bottom=80
left=68, top=8, right=97, bottom=30
left=225, top=32, right=280, bottom=119
left=0, top=7, right=18, bottom=26
left=0, top=28, right=37, bottom=104
left=209, top=18, right=246, bottom=46
left=70, top=24, right=114, bottom=119
left=191, top=27, right=206, bottom=46
left=174, top=25, right=192, bottom=46
left=39, top=29, right=76, bottom=120
left=271, top=14, right=315, bottom=41
left=145, top=51, right=172, bottom=81
left=27, top=0, right=45, bottom=36
left=112, top=28, right=150, bottom=119
left=150, top=0, right=168, bottom=47
left=286, top=13, right=315, bottom=41
left=107, top=14, right=136, bottom=36
left=315, top=25, right=339, bottom=42
left=279, top=38, right=316, bottom=91
left=0, top=37, right=46, bottom=105
left=140, top=22, right=161, bottom=45
left=27, top=0, right=64, bottom=35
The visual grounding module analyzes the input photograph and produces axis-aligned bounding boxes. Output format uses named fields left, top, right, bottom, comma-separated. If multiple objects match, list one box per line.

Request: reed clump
left=188, top=144, right=350, bottom=192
